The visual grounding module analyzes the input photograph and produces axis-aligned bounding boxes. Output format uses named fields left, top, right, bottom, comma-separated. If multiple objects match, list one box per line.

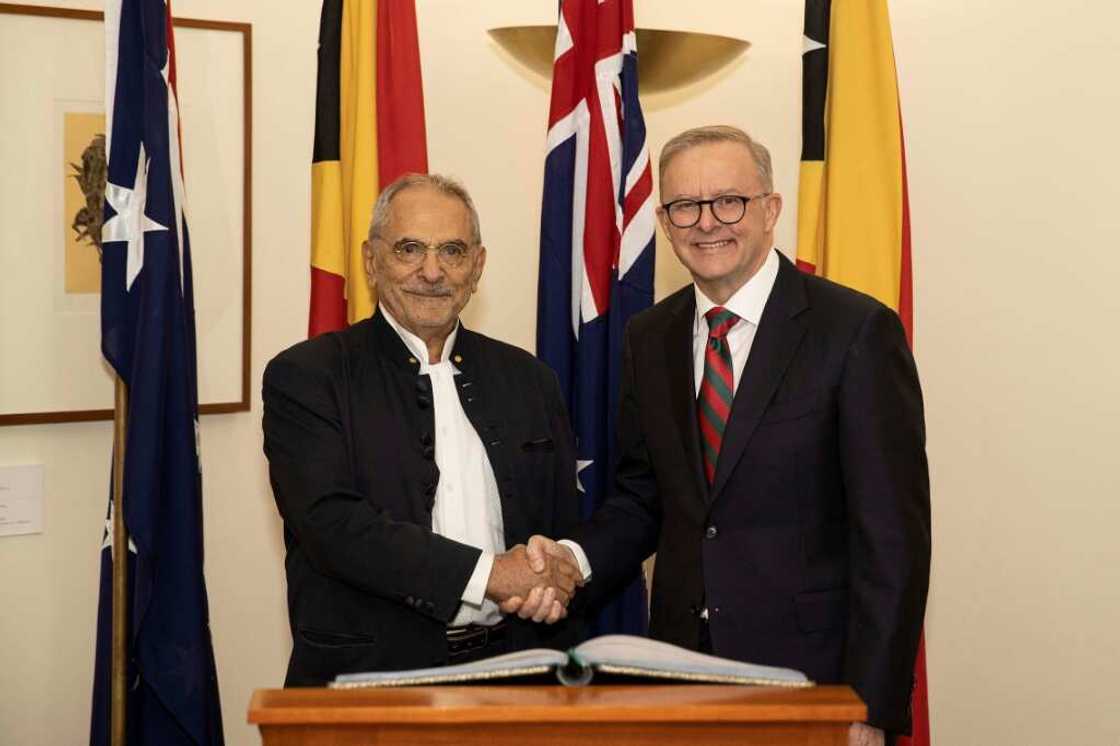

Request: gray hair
left=658, top=125, right=774, bottom=193
left=367, top=172, right=482, bottom=245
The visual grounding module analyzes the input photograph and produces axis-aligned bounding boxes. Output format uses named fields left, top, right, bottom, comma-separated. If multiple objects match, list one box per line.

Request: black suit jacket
left=571, top=254, right=930, bottom=733
left=263, top=310, right=583, bottom=686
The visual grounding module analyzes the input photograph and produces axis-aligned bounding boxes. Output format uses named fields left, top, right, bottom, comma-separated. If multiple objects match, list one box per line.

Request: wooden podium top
left=249, top=684, right=865, bottom=725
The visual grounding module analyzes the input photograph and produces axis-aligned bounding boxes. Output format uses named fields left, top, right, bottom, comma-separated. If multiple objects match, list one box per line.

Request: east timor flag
left=797, top=0, right=913, bottom=339
left=797, top=0, right=929, bottom=743
left=310, top=0, right=427, bottom=336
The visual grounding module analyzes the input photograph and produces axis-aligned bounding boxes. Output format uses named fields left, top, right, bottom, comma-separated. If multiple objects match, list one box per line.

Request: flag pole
left=111, top=375, right=128, bottom=746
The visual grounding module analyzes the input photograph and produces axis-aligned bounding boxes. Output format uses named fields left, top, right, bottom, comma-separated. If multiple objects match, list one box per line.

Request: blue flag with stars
left=91, top=1, right=223, bottom=743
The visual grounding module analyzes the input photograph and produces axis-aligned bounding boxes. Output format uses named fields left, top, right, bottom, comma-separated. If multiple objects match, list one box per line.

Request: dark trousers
left=698, top=618, right=900, bottom=744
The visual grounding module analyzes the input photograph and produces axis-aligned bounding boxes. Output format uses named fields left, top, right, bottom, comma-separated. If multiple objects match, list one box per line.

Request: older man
left=263, top=174, right=580, bottom=686
left=519, top=126, right=930, bottom=745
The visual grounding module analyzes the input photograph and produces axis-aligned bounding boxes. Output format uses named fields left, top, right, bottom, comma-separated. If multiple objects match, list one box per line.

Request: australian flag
left=536, top=0, right=656, bottom=636
left=91, top=0, right=224, bottom=743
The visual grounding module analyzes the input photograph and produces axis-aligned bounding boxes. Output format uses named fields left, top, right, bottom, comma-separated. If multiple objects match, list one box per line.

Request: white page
left=574, top=634, right=809, bottom=683
left=0, top=464, right=44, bottom=537
left=333, top=646, right=569, bottom=686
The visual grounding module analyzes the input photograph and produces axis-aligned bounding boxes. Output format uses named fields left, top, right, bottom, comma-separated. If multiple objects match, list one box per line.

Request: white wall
left=893, top=2, right=1120, bottom=742
left=1, top=1, right=1117, bottom=744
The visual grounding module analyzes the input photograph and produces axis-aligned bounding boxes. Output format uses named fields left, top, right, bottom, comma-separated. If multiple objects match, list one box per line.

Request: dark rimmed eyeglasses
left=660, top=193, right=771, bottom=229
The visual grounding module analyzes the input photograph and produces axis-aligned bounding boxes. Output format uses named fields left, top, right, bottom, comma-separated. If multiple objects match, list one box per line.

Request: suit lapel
left=710, top=255, right=809, bottom=502
left=662, top=292, right=709, bottom=505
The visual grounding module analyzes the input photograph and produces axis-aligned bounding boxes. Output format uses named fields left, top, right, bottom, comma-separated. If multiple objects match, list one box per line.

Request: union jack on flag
left=536, top=0, right=655, bottom=636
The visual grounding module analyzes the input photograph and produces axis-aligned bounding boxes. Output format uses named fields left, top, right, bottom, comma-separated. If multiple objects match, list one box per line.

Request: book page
left=573, top=635, right=811, bottom=686
left=331, top=647, right=569, bottom=688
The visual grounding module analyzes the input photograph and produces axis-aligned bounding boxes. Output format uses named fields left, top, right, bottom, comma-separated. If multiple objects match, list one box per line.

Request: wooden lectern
left=249, top=684, right=865, bottom=745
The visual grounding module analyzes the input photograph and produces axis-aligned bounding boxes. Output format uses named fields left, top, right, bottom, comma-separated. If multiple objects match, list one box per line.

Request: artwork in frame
left=0, top=3, right=252, bottom=426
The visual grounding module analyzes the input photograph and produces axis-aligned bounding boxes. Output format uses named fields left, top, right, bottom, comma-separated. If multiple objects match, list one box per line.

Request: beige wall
left=894, top=2, right=1120, bottom=742
left=1, top=1, right=1118, bottom=744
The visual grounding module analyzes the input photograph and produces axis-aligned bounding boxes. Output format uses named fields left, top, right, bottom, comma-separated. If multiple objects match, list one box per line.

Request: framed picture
left=0, top=3, right=252, bottom=426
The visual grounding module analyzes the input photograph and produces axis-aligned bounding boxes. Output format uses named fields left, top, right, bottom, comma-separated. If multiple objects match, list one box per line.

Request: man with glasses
left=263, top=173, right=582, bottom=686
left=514, top=127, right=930, bottom=745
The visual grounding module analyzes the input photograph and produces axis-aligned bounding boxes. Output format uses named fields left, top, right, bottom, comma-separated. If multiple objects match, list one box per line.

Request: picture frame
left=0, top=2, right=252, bottom=426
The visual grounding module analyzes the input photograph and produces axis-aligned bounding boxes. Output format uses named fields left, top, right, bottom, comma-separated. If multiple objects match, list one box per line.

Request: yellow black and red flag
left=309, top=0, right=428, bottom=336
left=797, top=0, right=928, bottom=742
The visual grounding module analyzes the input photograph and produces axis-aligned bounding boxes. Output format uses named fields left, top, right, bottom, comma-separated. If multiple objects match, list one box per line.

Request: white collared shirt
left=381, top=308, right=504, bottom=626
left=692, top=247, right=780, bottom=396
left=561, top=248, right=781, bottom=582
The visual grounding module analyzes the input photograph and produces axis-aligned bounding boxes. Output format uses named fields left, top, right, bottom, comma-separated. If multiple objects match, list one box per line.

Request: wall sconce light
left=488, top=25, right=749, bottom=95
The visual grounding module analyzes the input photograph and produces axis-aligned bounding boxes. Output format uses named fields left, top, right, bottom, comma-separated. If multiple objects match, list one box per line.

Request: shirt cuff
left=460, top=551, right=494, bottom=608
left=558, top=539, right=592, bottom=582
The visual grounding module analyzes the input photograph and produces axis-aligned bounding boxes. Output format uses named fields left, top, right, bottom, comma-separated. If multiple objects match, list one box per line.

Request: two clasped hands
left=485, top=536, right=580, bottom=624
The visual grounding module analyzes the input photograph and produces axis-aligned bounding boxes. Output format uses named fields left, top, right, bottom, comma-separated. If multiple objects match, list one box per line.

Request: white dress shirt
left=381, top=308, right=504, bottom=626
left=691, top=247, right=780, bottom=397
left=561, top=248, right=782, bottom=582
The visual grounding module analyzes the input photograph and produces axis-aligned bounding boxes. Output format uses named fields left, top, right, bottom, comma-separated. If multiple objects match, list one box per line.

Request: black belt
left=446, top=621, right=509, bottom=658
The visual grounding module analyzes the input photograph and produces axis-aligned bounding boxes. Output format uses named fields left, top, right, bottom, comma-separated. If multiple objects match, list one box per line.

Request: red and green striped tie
left=698, top=306, right=740, bottom=485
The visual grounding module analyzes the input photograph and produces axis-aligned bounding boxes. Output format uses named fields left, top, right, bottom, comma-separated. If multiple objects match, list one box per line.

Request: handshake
left=484, top=536, right=583, bottom=625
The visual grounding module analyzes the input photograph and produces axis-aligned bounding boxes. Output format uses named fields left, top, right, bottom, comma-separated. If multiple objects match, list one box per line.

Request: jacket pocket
left=297, top=627, right=379, bottom=649
left=521, top=436, right=555, bottom=452
left=794, top=589, right=848, bottom=633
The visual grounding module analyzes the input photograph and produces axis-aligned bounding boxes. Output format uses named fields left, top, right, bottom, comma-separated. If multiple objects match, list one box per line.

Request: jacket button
left=705, top=525, right=718, bottom=539
left=424, top=482, right=437, bottom=498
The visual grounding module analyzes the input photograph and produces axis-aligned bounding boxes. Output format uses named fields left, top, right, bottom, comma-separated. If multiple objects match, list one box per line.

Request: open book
left=330, top=634, right=812, bottom=689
